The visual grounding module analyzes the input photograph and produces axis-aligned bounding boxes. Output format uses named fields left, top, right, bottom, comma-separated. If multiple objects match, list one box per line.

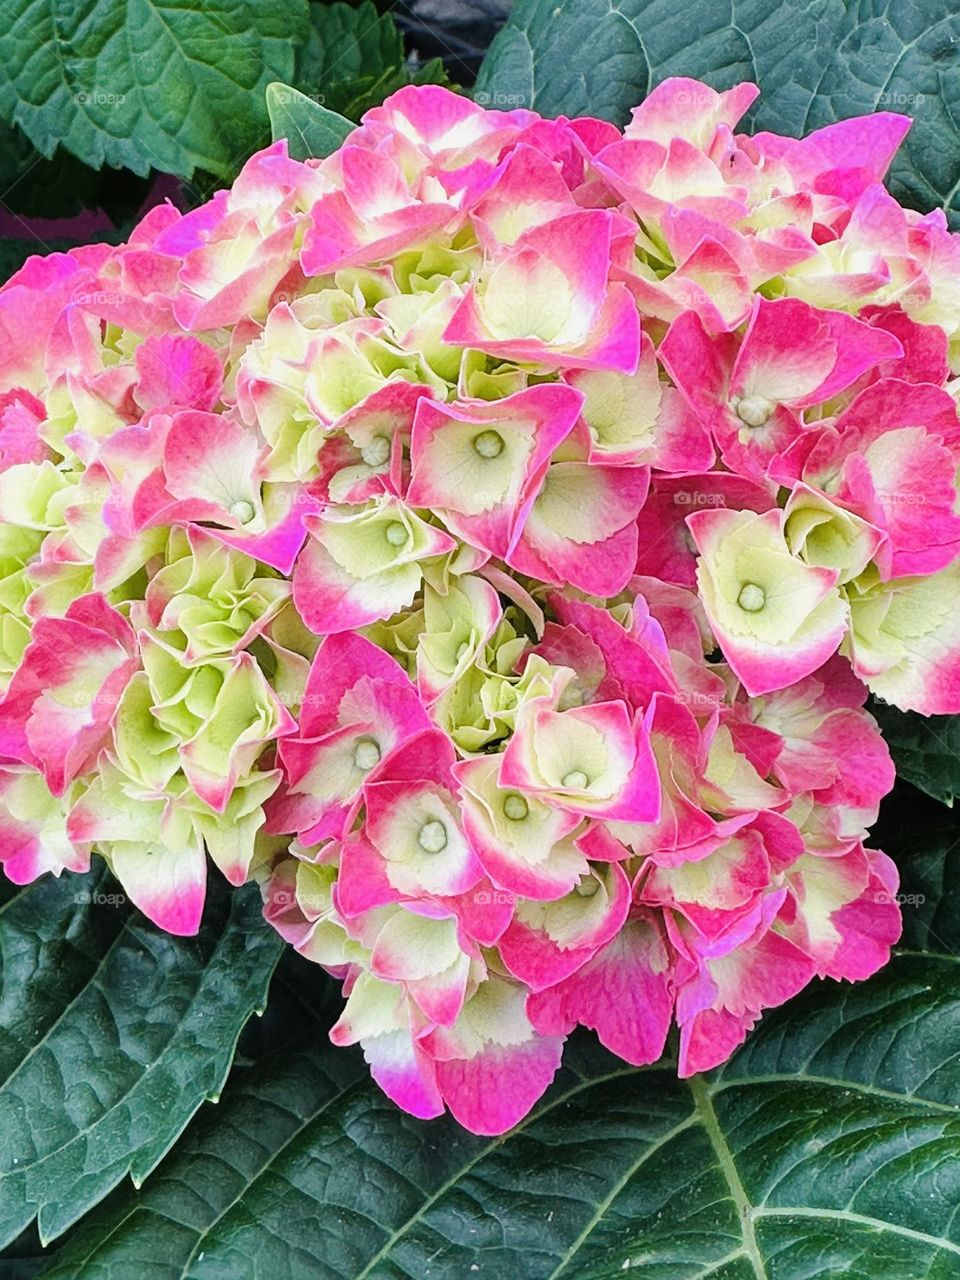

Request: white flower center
left=417, top=820, right=448, bottom=853
left=353, top=738, right=381, bottom=771
left=575, top=877, right=599, bottom=898
left=229, top=499, right=255, bottom=524
left=384, top=521, right=409, bottom=547
left=737, top=582, right=766, bottom=612
left=473, top=429, right=505, bottom=459
left=503, top=793, right=529, bottom=821
left=734, top=395, right=774, bottom=428
left=361, top=435, right=391, bottom=467
left=561, top=769, right=589, bottom=790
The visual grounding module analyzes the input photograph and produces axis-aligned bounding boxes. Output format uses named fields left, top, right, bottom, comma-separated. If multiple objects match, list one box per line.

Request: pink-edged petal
left=498, top=864, right=631, bottom=991
left=0, top=767, right=91, bottom=883
left=434, top=1034, right=564, bottom=1136
left=507, top=461, right=649, bottom=596
left=363, top=1030, right=445, bottom=1121
left=527, top=913, right=673, bottom=1065
left=336, top=835, right=402, bottom=916
left=407, top=383, right=582, bottom=558
left=0, top=594, right=136, bottom=794
left=111, top=839, right=206, bottom=937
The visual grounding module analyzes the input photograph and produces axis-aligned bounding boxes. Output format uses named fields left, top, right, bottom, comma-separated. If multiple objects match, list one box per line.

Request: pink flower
left=800, top=380, right=960, bottom=578
left=443, top=210, right=642, bottom=373
left=339, top=728, right=483, bottom=908
left=267, top=632, right=431, bottom=843
left=1, top=78, right=947, bottom=1134
left=0, top=594, right=136, bottom=795
left=406, top=383, right=582, bottom=559
left=661, top=296, right=903, bottom=480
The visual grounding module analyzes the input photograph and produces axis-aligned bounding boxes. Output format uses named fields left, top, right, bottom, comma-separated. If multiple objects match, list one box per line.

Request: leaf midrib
left=547, top=1064, right=960, bottom=1279
left=111, top=1059, right=960, bottom=1277
left=689, top=1073, right=768, bottom=1280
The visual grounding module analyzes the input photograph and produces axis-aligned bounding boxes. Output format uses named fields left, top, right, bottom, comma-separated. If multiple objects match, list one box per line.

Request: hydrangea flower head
left=5, top=75, right=955, bottom=1133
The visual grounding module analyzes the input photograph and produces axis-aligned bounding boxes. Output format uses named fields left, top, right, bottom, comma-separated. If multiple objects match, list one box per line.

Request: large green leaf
left=296, top=0, right=449, bottom=123
left=298, top=1, right=403, bottom=104
left=0, top=867, right=282, bottom=1249
left=871, top=703, right=960, bottom=806
left=475, top=0, right=960, bottom=227
left=39, top=793, right=960, bottom=1279
left=0, top=0, right=309, bottom=179
left=266, top=83, right=355, bottom=161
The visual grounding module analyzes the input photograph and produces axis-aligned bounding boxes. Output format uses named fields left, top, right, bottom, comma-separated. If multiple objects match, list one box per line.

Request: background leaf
left=871, top=702, right=960, bottom=806
left=0, top=868, right=282, bottom=1249
left=266, top=83, right=356, bottom=161
left=39, top=789, right=960, bottom=1279
left=296, top=1, right=449, bottom=122
left=0, top=0, right=309, bottom=179
left=476, top=0, right=960, bottom=227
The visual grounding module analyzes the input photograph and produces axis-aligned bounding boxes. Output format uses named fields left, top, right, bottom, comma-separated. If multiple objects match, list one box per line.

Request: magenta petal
left=435, top=1034, right=564, bottom=1135
left=363, top=1031, right=445, bottom=1121
left=528, top=915, right=674, bottom=1065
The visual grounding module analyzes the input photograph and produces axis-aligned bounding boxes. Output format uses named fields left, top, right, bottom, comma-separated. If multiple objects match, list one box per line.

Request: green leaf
left=320, top=56, right=450, bottom=124
left=0, top=867, right=282, bottom=1248
left=266, top=83, right=355, bottom=161
left=295, top=1, right=451, bottom=122
left=0, top=0, right=310, bottom=180
left=476, top=0, right=960, bottom=227
left=40, top=817, right=960, bottom=1280
left=871, top=703, right=960, bottom=806
left=475, top=0, right=651, bottom=124
left=297, top=0, right=403, bottom=100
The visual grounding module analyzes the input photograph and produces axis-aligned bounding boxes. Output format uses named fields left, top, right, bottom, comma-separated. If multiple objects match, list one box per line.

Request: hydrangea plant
left=1, top=78, right=958, bottom=1140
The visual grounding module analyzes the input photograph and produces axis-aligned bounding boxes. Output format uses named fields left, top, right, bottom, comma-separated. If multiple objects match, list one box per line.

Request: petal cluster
left=3, top=76, right=953, bottom=1132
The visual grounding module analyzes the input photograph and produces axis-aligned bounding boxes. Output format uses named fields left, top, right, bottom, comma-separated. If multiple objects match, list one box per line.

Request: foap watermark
left=269, top=889, right=330, bottom=911
left=875, top=90, right=925, bottom=108
left=873, top=891, right=925, bottom=906
left=271, top=88, right=326, bottom=107
left=672, top=490, right=726, bottom=507
left=473, top=888, right=517, bottom=906
left=674, top=89, right=721, bottom=107
left=874, top=490, right=931, bottom=507
left=474, top=89, right=528, bottom=108
left=74, top=90, right=126, bottom=108
left=73, top=290, right=128, bottom=309
left=75, top=889, right=127, bottom=908
left=676, top=688, right=726, bottom=711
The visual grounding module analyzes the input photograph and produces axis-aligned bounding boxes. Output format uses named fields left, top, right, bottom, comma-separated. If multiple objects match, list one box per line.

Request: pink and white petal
left=507, top=461, right=649, bottom=596
left=0, top=769, right=90, bottom=883
left=435, top=1033, right=564, bottom=1135
left=405, top=953, right=472, bottom=1026
left=163, top=411, right=263, bottom=517
left=293, top=536, right=422, bottom=634
left=363, top=1030, right=445, bottom=1121
left=210, top=489, right=321, bottom=575
left=527, top=914, right=674, bottom=1065
left=335, top=835, right=402, bottom=917
left=625, top=77, right=759, bottom=147
left=111, top=838, right=207, bottom=937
